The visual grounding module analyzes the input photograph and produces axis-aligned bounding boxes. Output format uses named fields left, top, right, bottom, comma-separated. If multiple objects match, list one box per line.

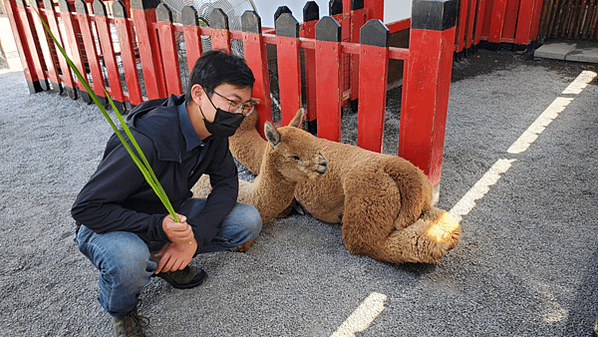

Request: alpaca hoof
left=232, top=238, right=256, bottom=252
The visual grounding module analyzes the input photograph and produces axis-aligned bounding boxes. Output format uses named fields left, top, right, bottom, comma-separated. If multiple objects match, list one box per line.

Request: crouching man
left=71, top=50, right=262, bottom=337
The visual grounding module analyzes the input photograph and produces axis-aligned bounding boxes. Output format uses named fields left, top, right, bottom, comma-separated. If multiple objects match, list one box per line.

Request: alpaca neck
left=239, top=151, right=298, bottom=223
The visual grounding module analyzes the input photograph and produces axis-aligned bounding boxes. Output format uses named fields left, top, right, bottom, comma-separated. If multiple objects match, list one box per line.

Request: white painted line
left=449, top=158, right=516, bottom=222
left=507, top=97, right=574, bottom=154
left=562, top=70, right=597, bottom=95
left=331, top=292, right=388, bottom=337
left=508, top=70, right=596, bottom=154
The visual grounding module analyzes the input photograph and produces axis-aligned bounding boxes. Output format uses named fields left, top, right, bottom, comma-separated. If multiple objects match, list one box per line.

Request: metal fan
left=162, top=0, right=258, bottom=56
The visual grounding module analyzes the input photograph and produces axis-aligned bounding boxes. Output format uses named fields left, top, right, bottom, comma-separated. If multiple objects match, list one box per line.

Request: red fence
left=454, top=0, right=544, bottom=53
left=4, top=0, right=457, bottom=188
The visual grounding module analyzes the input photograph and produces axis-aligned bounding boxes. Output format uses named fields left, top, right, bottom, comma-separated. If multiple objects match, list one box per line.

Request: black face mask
left=200, top=106, right=245, bottom=138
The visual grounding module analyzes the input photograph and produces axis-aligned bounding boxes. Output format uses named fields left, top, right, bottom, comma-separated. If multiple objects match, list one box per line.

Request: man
left=72, top=50, right=262, bottom=337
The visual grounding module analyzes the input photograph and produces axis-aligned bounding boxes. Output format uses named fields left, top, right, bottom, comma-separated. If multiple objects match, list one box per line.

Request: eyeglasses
left=207, top=89, right=255, bottom=116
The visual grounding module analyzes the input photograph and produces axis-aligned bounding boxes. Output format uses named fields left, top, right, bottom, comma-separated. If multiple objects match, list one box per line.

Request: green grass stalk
left=33, top=8, right=180, bottom=222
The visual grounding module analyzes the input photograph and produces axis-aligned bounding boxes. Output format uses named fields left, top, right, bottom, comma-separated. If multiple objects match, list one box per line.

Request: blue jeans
left=75, top=199, right=261, bottom=319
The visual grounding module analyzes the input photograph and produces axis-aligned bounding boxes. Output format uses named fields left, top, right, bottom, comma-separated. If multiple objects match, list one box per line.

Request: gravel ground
left=2, top=15, right=598, bottom=336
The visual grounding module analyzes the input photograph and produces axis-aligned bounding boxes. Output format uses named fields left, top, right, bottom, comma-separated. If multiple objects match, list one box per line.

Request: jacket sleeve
left=71, top=132, right=170, bottom=243
left=189, top=138, right=239, bottom=248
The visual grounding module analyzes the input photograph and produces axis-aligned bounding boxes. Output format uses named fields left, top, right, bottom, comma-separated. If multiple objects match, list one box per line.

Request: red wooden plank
left=242, top=18, right=273, bottom=138
left=57, top=0, right=89, bottom=100
left=42, top=0, right=76, bottom=98
left=31, top=2, right=62, bottom=93
left=514, top=0, right=535, bottom=44
left=349, top=8, right=366, bottom=105
left=75, top=0, right=107, bottom=99
left=465, top=0, right=477, bottom=49
left=364, top=0, right=384, bottom=21
left=156, top=4, right=182, bottom=96
left=502, top=0, right=520, bottom=40
left=3, top=0, right=41, bottom=92
left=357, top=43, right=388, bottom=153
left=131, top=1, right=166, bottom=100
left=276, top=13, right=302, bottom=126
left=488, top=0, right=508, bottom=43
left=303, top=19, right=317, bottom=126
left=456, top=0, right=469, bottom=52
left=315, top=39, right=343, bottom=142
left=276, top=34, right=302, bottom=126
left=242, top=12, right=272, bottom=138
left=399, top=28, right=456, bottom=186
left=386, top=18, right=410, bottom=34
left=113, top=0, right=143, bottom=105
left=529, top=0, right=544, bottom=41
left=93, top=0, right=125, bottom=102
left=474, top=0, right=487, bottom=44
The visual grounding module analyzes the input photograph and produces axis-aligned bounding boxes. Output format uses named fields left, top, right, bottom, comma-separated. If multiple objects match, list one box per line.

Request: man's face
left=199, top=83, right=253, bottom=123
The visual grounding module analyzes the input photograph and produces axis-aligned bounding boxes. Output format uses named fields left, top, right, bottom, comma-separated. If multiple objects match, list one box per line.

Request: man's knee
left=238, top=203, right=262, bottom=240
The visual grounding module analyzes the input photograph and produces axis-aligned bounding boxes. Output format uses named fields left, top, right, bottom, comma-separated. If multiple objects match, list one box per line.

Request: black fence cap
left=130, top=0, right=160, bottom=11
left=93, top=0, right=107, bottom=17
left=210, top=8, right=229, bottom=30
left=74, top=0, right=88, bottom=14
left=156, top=3, right=172, bottom=23
left=360, top=19, right=389, bottom=47
left=276, top=13, right=299, bottom=38
left=411, top=0, right=458, bottom=31
left=242, top=11, right=261, bottom=34
left=182, top=6, right=199, bottom=26
left=303, top=1, right=319, bottom=22
left=315, top=16, right=341, bottom=42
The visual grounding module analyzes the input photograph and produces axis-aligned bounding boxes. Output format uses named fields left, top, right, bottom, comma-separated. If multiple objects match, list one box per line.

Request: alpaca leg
left=374, top=208, right=461, bottom=264
left=341, top=169, right=402, bottom=256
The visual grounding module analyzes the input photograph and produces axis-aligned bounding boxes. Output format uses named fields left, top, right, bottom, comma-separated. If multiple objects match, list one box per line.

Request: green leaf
left=33, top=7, right=180, bottom=223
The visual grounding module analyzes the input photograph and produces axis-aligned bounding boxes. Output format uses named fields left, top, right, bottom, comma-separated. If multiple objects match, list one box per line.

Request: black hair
left=185, top=50, right=255, bottom=103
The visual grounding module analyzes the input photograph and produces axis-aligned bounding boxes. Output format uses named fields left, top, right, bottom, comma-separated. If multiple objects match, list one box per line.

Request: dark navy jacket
left=71, top=94, right=239, bottom=247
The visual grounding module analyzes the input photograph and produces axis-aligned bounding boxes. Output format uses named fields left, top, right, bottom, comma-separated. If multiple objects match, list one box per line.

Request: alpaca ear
left=264, top=121, right=280, bottom=149
left=288, top=108, right=304, bottom=129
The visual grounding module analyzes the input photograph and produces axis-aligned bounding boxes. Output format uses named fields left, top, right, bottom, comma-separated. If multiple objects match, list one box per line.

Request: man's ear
left=190, top=84, right=206, bottom=106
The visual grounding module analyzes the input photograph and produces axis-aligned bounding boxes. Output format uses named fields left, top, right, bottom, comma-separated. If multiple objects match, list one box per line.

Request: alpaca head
left=262, top=111, right=328, bottom=182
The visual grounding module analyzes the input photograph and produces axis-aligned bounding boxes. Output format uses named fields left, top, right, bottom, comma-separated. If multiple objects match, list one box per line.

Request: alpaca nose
left=316, top=154, right=328, bottom=174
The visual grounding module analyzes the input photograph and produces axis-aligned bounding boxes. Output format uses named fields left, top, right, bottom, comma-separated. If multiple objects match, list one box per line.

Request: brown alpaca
left=192, top=111, right=328, bottom=250
left=227, top=109, right=460, bottom=264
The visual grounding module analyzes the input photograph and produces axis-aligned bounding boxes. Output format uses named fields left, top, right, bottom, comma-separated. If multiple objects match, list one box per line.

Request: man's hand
left=162, top=214, right=194, bottom=245
left=154, top=239, right=198, bottom=274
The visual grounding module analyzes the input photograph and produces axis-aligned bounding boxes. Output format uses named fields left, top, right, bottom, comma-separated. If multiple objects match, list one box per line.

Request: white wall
left=251, top=0, right=411, bottom=28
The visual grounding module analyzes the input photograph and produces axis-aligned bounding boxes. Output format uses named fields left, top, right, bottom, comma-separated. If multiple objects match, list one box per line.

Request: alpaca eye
left=293, top=156, right=300, bottom=160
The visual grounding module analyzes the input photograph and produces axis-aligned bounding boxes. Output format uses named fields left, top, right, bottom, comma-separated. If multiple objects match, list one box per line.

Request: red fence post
left=112, top=0, right=143, bottom=106
left=181, top=6, right=203, bottom=74
left=399, top=0, right=457, bottom=194
left=209, top=9, right=232, bottom=54
left=303, top=1, right=319, bottom=134
left=364, top=0, right=384, bottom=21
left=156, top=3, right=182, bottom=96
left=130, top=0, right=166, bottom=100
left=275, top=13, right=302, bottom=126
left=93, top=0, right=125, bottom=110
left=3, top=0, right=45, bottom=93
left=349, top=0, right=366, bottom=111
left=57, top=0, right=91, bottom=103
left=315, top=16, right=342, bottom=142
left=356, top=19, right=389, bottom=153
left=30, top=0, right=62, bottom=94
left=242, top=10, right=272, bottom=138
left=75, top=0, right=108, bottom=105
left=42, top=0, right=77, bottom=98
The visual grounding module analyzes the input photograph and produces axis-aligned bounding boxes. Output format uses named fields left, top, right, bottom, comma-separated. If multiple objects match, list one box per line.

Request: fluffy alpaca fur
left=192, top=112, right=328, bottom=250
left=227, top=109, right=461, bottom=264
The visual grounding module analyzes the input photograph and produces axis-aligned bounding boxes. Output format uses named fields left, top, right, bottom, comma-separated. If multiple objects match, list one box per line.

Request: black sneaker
left=112, top=308, right=149, bottom=337
left=156, top=265, right=207, bottom=289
